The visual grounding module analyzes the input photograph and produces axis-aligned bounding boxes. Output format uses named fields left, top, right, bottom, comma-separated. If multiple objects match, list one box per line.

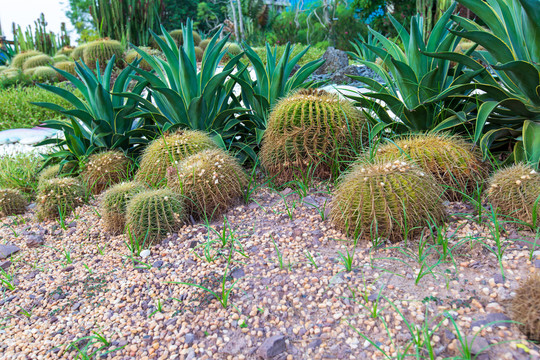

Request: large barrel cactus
left=81, top=151, right=132, bottom=194
left=11, top=50, right=42, bottom=68
left=101, top=181, right=145, bottom=234
left=260, top=89, right=369, bottom=184
left=36, top=178, right=86, bottom=220
left=83, top=39, right=124, bottom=68
left=0, top=189, right=28, bottom=217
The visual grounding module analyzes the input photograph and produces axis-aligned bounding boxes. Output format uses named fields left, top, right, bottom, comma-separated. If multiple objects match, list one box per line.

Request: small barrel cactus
left=512, top=273, right=540, bottom=341
left=0, top=189, right=28, bottom=217
left=56, top=46, right=74, bottom=57
left=169, top=29, right=183, bottom=44
left=32, top=66, right=58, bottom=82
left=195, top=46, right=203, bottom=62
left=136, top=130, right=218, bottom=188
left=36, top=178, right=86, bottom=220
left=101, top=181, right=145, bottom=234
left=83, top=39, right=124, bottom=68
left=167, top=148, right=247, bottom=219
left=53, top=54, right=69, bottom=63
left=125, top=189, right=185, bottom=245
left=23, top=68, right=36, bottom=77
left=11, top=50, right=42, bottom=68
left=22, top=54, right=53, bottom=70
left=71, top=44, right=87, bottom=61
left=124, top=47, right=163, bottom=71
left=375, top=133, right=487, bottom=200
left=485, top=164, right=540, bottom=224
left=330, top=159, right=446, bottom=242
left=82, top=151, right=132, bottom=194
left=199, top=39, right=210, bottom=50
left=260, top=89, right=369, bottom=184
left=54, top=61, right=76, bottom=80
left=39, top=163, right=77, bottom=184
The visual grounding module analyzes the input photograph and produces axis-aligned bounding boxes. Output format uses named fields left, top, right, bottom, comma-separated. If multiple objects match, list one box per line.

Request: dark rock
left=142, top=335, right=152, bottom=344
left=330, top=65, right=364, bottom=84
left=466, top=336, right=489, bottom=355
left=50, top=316, right=58, bottom=323
left=471, top=313, right=511, bottom=329
left=308, top=338, right=322, bottom=349
left=315, top=47, right=348, bottom=75
left=63, top=265, right=75, bottom=272
left=257, top=334, right=287, bottom=359
left=26, top=234, right=44, bottom=248
left=221, top=336, right=247, bottom=355
left=0, top=244, right=20, bottom=259
left=185, top=333, right=196, bottom=345
left=164, top=318, right=177, bottom=326
left=27, top=202, right=37, bottom=210
left=444, top=330, right=456, bottom=341
left=0, top=295, right=16, bottom=305
left=292, top=228, right=303, bottom=238
left=152, top=260, right=164, bottom=268
left=25, top=270, right=39, bottom=280
left=231, top=267, right=245, bottom=279
left=189, top=240, right=198, bottom=249
left=535, top=259, right=540, bottom=268
left=493, top=273, right=505, bottom=284
left=66, top=228, right=76, bottom=236
left=281, top=188, right=293, bottom=196
left=248, top=202, right=259, bottom=210
left=72, top=302, right=82, bottom=311
left=0, top=260, right=11, bottom=271
left=68, top=221, right=77, bottom=228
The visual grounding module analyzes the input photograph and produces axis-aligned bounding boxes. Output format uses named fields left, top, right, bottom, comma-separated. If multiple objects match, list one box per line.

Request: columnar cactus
left=330, top=159, right=446, bottom=242
left=136, top=130, right=218, bottom=188
left=260, top=89, right=369, bottom=184
left=101, top=181, right=145, bottom=234
left=167, top=148, right=247, bottom=219
left=36, top=178, right=86, bottom=220
left=0, top=189, right=28, bottom=217
left=485, top=164, right=540, bottom=224
left=81, top=151, right=132, bottom=194
left=125, top=189, right=185, bottom=245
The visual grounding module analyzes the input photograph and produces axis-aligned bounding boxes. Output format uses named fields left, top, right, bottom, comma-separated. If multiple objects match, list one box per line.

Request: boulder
left=315, top=47, right=348, bottom=75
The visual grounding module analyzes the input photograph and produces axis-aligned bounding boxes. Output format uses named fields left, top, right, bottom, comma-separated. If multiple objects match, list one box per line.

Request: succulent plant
left=71, top=44, right=87, bottom=61
left=83, top=39, right=124, bottom=68
left=260, top=88, right=369, bottom=184
left=32, top=66, right=58, bottom=82
left=54, top=61, right=76, bottom=80
left=136, top=130, right=218, bottom=188
left=0, top=68, right=21, bottom=80
left=0, top=189, right=28, bottom=217
left=39, top=163, right=76, bottom=184
left=512, top=273, right=540, bottom=342
left=53, top=54, right=69, bottom=63
left=125, top=188, right=185, bottom=245
left=168, top=29, right=201, bottom=46
left=36, top=178, right=86, bottom=220
left=22, top=54, right=53, bottom=70
left=195, top=46, right=203, bottom=62
left=56, top=47, right=74, bottom=56
left=375, top=134, right=487, bottom=200
left=11, top=50, right=42, bottom=68
left=101, top=181, right=145, bottom=234
left=124, top=47, right=162, bottom=71
left=23, top=68, right=36, bottom=77
left=149, top=35, right=175, bottom=50
left=330, top=159, right=446, bottom=242
left=81, top=151, right=132, bottom=194
left=485, top=164, right=540, bottom=225
left=199, top=39, right=210, bottom=50
left=167, top=148, right=247, bottom=219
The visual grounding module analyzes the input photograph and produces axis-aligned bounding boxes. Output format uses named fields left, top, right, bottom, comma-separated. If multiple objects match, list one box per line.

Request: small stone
left=63, top=265, right=75, bottom=272
left=534, top=259, right=540, bottom=268
left=467, top=336, right=489, bottom=355
left=0, top=261, right=11, bottom=271
left=231, top=267, right=245, bottom=279
left=0, top=244, right=20, bottom=259
left=257, top=334, right=287, bottom=359
left=140, top=249, right=151, bottom=258
left=152, top=260, right=164, bottom=268
left=308, top=338, right=322, bottom=349
left=185, top=333, right=196, bottom=345
left=493, top=273, right=505, bottom=284
left=26, top=235, right=44, bottom=248
left=471, top=313, right=511, bottom=329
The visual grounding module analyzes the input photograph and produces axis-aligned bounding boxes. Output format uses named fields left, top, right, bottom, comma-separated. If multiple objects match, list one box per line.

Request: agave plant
left=434, top=0, right=540, bottom=169
left=34, top=56, right=154, bottom=169
left=233, top=42, right=325, bottom=143
left=123, top=19, right=260, bottom=162
left=348, top=30, right=380, bottom=63
left=345, top=3, right=482, bottom=135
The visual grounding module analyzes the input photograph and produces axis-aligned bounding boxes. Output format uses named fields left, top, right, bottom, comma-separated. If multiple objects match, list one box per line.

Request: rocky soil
left=0, top=183, right=539, bottom=359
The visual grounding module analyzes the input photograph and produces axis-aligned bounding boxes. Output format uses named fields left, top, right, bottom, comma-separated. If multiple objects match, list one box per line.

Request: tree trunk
left=236, top=0, right=245, bottom=42
left=229, top=0, right=240, bottom=42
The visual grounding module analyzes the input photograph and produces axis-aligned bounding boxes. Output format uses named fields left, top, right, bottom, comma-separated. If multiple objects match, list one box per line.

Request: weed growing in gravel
left=15, top=304, right=33, bottom=319
left=337, top=235, right=359, bottom=272
left=482, top=207, right=511, bottom=281
left=125, top=226, right=149, bottom=257
left=61, top=330, right=125, bottom=360
left=0, top=267, right=15, bottom=291
left=0, top=153, right=42, bottom=197
left=304, top=250, right=318, bottom=269
left=271, top=235, right=292, bottom=270
left=194, top=216, right=249, bottom=263
left=149, top=299, right=164, bottom=318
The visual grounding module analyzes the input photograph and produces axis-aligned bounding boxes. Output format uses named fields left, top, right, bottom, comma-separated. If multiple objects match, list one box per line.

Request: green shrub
left=22, top=54, right=53, bottom=70
left=125, top=189, right=185, bottom=245
left=0, top=154, right=42, bottom=196
left=136, top=130, right=218, bottom=187
left=0, top=68, right=33, bottom=88
left=83, top=39, right=124, bottom=68
left=375, top=134, right=487, bottom=200
left=485, top=164, right=540, bottom=225
left=0, top=189, right=28, bottom=217
left=260, top=89, right=369, bottom=184
left=11, top=50, right=42, bottom=69
left=167, top=148, right=247, bottom=219
left=101, top=181, right=145, bottom=234
left=330, top=159, right=446, bottom=242
left=23, top=68, right=36, bottom=77
left=0, top=84, right=75, bottom=130
left=36, top=178, right=86, bottom=220
left=81, top=151, right=132, bottom=194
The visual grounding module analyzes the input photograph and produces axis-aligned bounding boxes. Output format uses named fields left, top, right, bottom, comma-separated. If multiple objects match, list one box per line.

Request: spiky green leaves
left=101, top=181, right=145, bottom=234
left=82, top=151, right=132, bottom=194
left=167, top=148, right=247, bottom=219
left=485, top=164, right=540, bottom=225
left=330, top=159, right=445, bottom=242
left=36, top=178, right=86, bottom=220
left=83, top=39, right=124, bottom=68
left=261, top=89, right=369, bottom=184
left=0, top=189, right=27, bottom=217
left=126, top=189, right=185, bottom=245
left=512, top=273, right=540, bottom=341
left=136, top=130, right=218, bottom=188
left=124, top=47, right=163, bottom=71
left=376, top=134, right=487, bottom=200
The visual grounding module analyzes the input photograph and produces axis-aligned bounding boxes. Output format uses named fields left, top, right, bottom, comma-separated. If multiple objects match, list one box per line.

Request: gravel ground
left=0, top=182, right=539, bottom=360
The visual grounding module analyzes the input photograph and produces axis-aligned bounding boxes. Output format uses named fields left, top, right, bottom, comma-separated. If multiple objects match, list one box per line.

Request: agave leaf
left=522, top=120, right=540, bottom=168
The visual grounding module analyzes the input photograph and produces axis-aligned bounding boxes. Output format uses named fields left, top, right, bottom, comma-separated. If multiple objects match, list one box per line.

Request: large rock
left=257, top=334, right=286, bottom=359
left=0, top=244, right=20, bottom=259
left=331, top=65, right=364, bottom=84
left=26, top=234, right=44, bottom=248
left=316, top=47, right=348, bottom=75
